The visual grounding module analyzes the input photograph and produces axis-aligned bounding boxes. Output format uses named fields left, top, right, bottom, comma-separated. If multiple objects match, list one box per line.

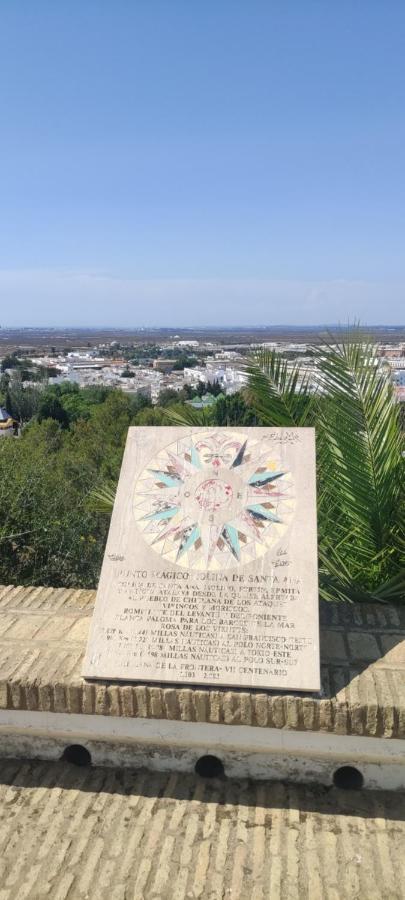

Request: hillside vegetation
left=0, top=336, right=404, bottom=602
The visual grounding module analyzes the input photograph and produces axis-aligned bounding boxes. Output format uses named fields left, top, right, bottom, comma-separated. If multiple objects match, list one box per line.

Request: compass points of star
left=134, top=432, right=295, bottom=571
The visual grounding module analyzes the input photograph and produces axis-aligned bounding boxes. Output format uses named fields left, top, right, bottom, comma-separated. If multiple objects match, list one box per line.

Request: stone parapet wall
left=0, top=584, right=404, bottom=739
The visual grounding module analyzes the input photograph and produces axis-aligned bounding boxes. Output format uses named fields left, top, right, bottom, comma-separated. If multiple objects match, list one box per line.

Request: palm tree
left=244, top=332, right=404, bottom=603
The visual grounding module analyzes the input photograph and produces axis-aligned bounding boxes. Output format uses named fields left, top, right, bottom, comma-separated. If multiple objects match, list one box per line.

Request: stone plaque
left=83, top=427, right=320, bottom=691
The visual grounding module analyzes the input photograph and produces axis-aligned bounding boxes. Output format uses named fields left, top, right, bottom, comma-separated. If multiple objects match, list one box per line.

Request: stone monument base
left=0, top=585, right=404, bottom=791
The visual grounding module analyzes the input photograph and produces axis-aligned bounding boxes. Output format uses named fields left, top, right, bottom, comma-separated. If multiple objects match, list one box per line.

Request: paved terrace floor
left=0, top=760, right=404, bottom=900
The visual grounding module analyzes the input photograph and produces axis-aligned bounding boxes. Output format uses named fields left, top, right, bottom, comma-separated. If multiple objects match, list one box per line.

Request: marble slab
left=83, top=426, right=320, bottom=691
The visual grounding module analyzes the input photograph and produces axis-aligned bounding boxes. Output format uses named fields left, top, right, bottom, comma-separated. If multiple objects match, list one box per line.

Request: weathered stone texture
left=1, top=761, right=404, bottom=900
left=0, top=584, right=404, bottom=738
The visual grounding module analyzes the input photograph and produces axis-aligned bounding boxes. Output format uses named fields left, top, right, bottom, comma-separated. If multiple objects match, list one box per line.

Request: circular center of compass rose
left=194, top=478, right=233, bottom=511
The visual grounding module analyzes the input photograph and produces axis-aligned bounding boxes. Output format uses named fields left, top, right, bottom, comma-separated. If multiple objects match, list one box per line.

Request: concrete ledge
left=0, top=584, right=404, bottom=739
left=2, top=708, right=405, bottom=789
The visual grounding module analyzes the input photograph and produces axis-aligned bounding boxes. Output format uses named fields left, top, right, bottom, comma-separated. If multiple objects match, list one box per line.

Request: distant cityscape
left=1, top=325, right=404, bottom=434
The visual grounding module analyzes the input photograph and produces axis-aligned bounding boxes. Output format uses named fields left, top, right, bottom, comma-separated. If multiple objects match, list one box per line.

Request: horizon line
left=1, top=323, right=405, bottom=331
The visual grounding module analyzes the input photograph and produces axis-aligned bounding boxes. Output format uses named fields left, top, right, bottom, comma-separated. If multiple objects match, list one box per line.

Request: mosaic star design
left=133, top=431, right=295, bottom=571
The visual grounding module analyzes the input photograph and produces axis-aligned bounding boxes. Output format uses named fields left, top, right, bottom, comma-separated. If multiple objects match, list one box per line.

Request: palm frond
left=163, top=405, right=213, bottom=427
left=317, top=341, right=403, bottom=546
left=315, top=335, right=404, bottom=596
left=245, top=350, right=315, bottom=426
left=88, top=484, right=116, bottom=514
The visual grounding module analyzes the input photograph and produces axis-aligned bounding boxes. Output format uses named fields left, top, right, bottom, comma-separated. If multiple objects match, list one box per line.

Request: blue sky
left=0, top=1, right=404, bottom=326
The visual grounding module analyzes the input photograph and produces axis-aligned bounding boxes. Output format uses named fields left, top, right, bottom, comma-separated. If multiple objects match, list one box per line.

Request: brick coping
left=0, top=585, right=404, bottom=739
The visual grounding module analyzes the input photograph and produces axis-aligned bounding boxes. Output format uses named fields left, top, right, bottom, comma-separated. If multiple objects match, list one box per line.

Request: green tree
left=0, top=389, right=136, bottom=588
left=37, top=391, right=69, bottom=428
left=172, top=355, right=198, bottom=370
left=196, top=381, right=207, bottom=397
left=0, top=420, right=108, bottom=587
left=134, top=406, right=167, bottom=425
left=0, top=372, right=10, bottom=396
left=1, top=354, right=21, bottom=372
left=180, top=383, right=193, bottom=400
left=5, top=382, right=41, bottom=424
left=213, top=392, right=258, bottom=425
left=158, top=388, right=181, bottom=407
left=209, top=379, right=224, bottom=397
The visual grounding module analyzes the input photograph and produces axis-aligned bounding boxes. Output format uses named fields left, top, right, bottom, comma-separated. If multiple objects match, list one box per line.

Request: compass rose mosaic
left=133, top=431, right=295, bottom=571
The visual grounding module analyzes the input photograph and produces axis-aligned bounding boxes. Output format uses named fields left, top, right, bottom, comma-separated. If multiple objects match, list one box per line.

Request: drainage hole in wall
left=333, top=766, right=364, bottom=790
left=195, top=755, right=224, bottom=778
left=62, top=745, right=92, bottom=767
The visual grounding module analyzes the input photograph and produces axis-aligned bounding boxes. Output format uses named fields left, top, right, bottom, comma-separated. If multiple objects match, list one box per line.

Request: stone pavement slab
left=0, top=760, right=403, bottom=900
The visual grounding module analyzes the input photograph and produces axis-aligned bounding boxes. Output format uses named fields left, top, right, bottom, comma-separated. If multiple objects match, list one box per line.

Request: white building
left=182, top=362, right=248, bottom=394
